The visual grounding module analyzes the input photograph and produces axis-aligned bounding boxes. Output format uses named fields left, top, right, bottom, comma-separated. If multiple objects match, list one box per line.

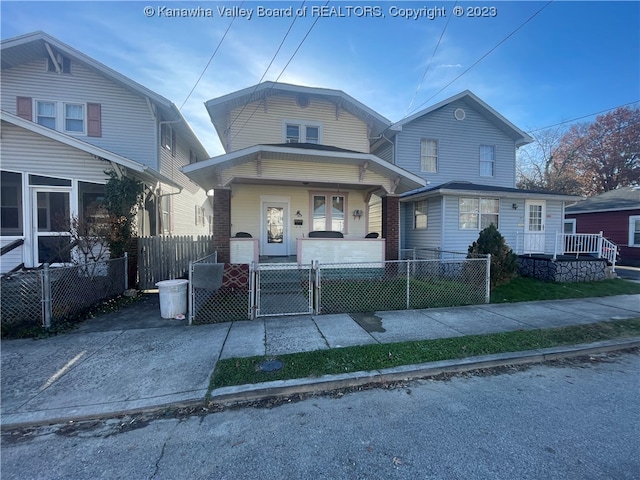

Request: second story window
left=161, top=124, right=176, bottom=156
left=421, top=139, right=438, bottom=173
left=47, top=55, right=71, bottom=74
left=480, top=145, right=495, bottom=177
left=284, top=121, right=322, bottom=144
left=64, top=103, right=85, bottom=133
left=286, top=124, right=300, bottom=143
left=36, top=101, right=56, bottom=129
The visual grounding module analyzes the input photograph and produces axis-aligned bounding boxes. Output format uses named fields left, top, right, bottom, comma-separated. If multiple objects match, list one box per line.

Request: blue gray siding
left=395, top=99, right=516, bottom=188
left=401, top=197, right=442, bottom=250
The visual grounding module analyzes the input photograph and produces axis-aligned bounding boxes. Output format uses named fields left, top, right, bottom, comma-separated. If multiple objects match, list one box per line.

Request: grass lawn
left=491, top=277, right=640, bottom=303
left=210, top=318, right=640, bottom=390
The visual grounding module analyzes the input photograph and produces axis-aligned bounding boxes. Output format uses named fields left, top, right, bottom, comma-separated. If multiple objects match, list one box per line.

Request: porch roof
left=400, top=181, right=582, bottom=202
left=182, top=143, right=426, bottom=194
left=1, top=110, right=182, bottom=191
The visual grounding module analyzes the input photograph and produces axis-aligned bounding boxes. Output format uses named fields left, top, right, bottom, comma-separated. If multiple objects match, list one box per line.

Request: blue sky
left=2, top=1, right=639, bottom=156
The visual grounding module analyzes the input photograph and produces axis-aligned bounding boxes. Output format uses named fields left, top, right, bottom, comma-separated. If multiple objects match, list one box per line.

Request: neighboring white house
left=0, top=31, right=212, bottom=273
left=371, top=91, right=581, bottom=255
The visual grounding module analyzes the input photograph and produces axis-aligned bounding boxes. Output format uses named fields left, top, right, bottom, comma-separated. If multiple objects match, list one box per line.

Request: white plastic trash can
left=156, top=279, right=189, bottom=319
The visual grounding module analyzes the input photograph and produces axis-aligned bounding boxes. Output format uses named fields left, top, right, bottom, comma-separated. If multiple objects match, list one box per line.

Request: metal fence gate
left=254, top=263, right=313, bottom=317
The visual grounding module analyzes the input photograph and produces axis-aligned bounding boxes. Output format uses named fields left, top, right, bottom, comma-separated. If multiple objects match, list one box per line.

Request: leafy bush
left=468, top=224, right=518, bottom=289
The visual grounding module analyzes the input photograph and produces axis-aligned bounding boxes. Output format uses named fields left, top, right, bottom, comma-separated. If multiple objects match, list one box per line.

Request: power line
left=405, top=1, right=457, bottom=117
left=229, top=0, right=329, bottom=145
left=526, top=101, right=640, bottom=133
left=179, top=2, right=245, bottom=111
left=406, top=1, right=553, bottom=118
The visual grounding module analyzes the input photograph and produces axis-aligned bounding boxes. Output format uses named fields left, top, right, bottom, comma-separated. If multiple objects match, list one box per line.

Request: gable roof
left=205, top=81, right=392, bottom=147
left=1, top=110, right=182, bottom=191
left=1, top=31, right=209, bottom=160
left=565, top=186, right=640, bottom=214
left=401, top=181, right=581, bottom=202
left=388, top=90, right=533, bottom=147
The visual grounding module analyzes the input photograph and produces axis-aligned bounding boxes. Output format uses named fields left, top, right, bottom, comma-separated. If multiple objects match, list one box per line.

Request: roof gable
left=1, top=31, right=209, bottom=159
left=389, top=90, right=533, bottom=147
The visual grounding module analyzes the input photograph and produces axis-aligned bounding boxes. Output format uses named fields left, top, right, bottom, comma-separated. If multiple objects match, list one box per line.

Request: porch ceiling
left=182, top=144, right=426, bottom=195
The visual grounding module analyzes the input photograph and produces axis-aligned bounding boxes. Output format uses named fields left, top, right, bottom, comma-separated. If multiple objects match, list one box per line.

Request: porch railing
left=515, top=231, right=618, bottom=271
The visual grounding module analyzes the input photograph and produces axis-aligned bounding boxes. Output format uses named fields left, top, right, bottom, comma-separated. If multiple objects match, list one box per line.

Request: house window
left=420, top=139, right=438, bottom=173
left=189, top=149, right=198, bottom=164
left=629, top=215, right=640, bottom=247
left=47, top=55, right=71, bottom=74
left=36, top=101, right=56, bottom=129
left=563, top=219, right=576, bottom=234
left=480, top=145, right=495, bottom=177
left=161, top=124, right=175, bottom=153
left=306, top=126, right=319, bottom=144
left=459, top=197, right=500, bottom=229
left=286, top=124, right=300, bottom=143
left=312, top=194, right=346, bottom=232
left=414, top=200, right=428, bottom=229
left=195, top=205, right=205, bottom=226
left=160, top=195, right=171, bottom=235
left=284, top=121, right=322, bottom=144
left=1, top=171, right=23, bottom=236
left=64, top=103, right=85, bottom=133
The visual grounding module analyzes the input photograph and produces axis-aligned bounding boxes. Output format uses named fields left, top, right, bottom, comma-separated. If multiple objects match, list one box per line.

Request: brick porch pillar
left=382, top=195, right=400, bottom=261
left=213, top=188, right=231, bottom=263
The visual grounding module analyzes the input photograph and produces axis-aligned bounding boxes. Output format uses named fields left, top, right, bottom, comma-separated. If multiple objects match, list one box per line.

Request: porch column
left=382, top=195, right=400, bottom=261
left=213, top=188, right=231, bottom=263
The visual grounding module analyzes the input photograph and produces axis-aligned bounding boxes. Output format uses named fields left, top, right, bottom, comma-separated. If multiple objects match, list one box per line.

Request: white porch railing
left=515, top=231, right=617, bottom=271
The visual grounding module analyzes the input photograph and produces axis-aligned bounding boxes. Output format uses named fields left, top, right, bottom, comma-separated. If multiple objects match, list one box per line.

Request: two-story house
left=182, top=82, right=425, bottom=264
left=0, top=32, right=212, bottom=273
left=373, top=91, right=580, bottom=256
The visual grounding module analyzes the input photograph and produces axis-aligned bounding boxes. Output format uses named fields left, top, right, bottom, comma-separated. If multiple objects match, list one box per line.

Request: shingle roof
left=565, top=186, right=640, bottom=213
left=401, top=181, right=581, bottom=201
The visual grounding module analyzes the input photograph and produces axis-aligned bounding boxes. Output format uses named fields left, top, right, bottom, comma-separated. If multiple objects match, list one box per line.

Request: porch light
left=295, top=210, right=303, bottom=217
left=512, top=203, right=518, bottom=210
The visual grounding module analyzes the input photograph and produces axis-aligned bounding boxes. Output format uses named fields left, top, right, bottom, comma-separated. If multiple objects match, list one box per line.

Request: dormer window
left=283, top=120, right=322, bottom=144
left=47, top=55, right=71, bottom=74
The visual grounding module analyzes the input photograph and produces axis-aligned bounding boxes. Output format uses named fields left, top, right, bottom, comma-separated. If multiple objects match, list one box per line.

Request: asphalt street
left=2, top=351, right=638, bottom=480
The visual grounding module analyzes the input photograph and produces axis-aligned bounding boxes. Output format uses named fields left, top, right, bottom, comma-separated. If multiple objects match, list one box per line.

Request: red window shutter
left=87, top=103, right=102, bottom=137
left=16, top=97, right=32, bottom=121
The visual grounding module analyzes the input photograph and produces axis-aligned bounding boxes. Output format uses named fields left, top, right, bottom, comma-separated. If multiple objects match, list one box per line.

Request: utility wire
left=405, top=1, right=457, bottom=117
left=526, top=100, right=640, bottom=133
left=229, top=0, right=329, bottom=145
left=179, top=2, right=244, bottom=111
left=406, top=1, right=553, bottom=118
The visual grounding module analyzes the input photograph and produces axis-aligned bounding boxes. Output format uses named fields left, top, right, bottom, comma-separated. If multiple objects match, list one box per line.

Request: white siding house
left=1, top=31, right=212, bottom=273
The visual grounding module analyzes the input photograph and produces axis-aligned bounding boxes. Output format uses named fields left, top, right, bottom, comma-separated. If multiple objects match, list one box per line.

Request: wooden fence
left=138, top=235, right=215, bottom=289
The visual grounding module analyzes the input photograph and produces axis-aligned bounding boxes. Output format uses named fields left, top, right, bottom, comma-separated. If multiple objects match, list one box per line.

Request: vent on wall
left=296, top=94, right=310, bottom=108
left=454, top=108, right=466, bottom=121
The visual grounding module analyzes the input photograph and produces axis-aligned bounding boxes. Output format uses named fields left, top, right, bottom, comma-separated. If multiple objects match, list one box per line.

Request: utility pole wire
left=526, top=100, right=640, bottom=133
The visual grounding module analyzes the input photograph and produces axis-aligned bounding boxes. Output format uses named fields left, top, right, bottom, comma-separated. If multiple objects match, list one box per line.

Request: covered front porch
left=183, top=143, right=425, bottom=265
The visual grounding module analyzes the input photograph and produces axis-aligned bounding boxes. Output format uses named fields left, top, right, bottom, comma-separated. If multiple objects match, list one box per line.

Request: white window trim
left=310, top=191, right=348, bottom=233
left=629, top=215, right=640, bottom=247
left=420, top=139, right=438, bottom=173
left=563, top=218, right=576, bottom=234
left=479, top=145, right=495, bottom=177
left=459, top=197, right=500, bottom=230
left=282, top=119, right=323, bottom=144
left=34, top=99, right=87, bottom=135
left=414, top=200, right=428, bottom=229
left=161, top=124, right=174, bottom=152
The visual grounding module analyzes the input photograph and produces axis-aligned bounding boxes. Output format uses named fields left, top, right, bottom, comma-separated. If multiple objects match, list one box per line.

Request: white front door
left=32, top=188, right=72, bottom=265
left=261, top=202, right=288, bottom=256
left=524, top=199, right=546, bottom=254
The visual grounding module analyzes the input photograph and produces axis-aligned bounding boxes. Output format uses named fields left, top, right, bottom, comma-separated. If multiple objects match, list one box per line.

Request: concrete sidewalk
left=1, top=294, right=639, bottom=428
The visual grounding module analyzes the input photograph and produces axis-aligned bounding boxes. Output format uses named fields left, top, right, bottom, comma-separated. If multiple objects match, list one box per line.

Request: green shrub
left=468, top=224, right=518, bottom=289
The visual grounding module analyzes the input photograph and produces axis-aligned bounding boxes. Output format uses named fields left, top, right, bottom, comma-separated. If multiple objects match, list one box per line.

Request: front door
left=524, top=199, right=546, bottom=254
left=262, top=202, right=288, bottom=256
left=32, top=189, right=72, bottom=265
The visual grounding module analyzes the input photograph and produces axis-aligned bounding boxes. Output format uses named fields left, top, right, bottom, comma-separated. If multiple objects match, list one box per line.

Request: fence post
left=42, top=263, right=52, bottom=329
left=124, top=252, right=128, bottom=291
left=597, top=231, right=604, bottom=259
left=406, top=259, right=411, bottom=309
left=188, top=260, right=194, bottom=325
left=553, top=232, right=558, bottom=260
left=485, top=254, right=491, bottom=304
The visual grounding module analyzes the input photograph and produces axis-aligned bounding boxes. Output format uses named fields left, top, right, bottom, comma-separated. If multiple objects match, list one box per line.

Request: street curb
left=208, top=337, right=640, bottom=405
left=3, top=337, right=639, bottom=430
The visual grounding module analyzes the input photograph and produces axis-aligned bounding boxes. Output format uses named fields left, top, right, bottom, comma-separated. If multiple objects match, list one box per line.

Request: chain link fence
left=316, top=257, right=489, bottom=314
left=189, top=253, right=253, bottom=324
left=255, top=263, right=313, bottom=317
left=1, top=256, right=128, bottom=335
